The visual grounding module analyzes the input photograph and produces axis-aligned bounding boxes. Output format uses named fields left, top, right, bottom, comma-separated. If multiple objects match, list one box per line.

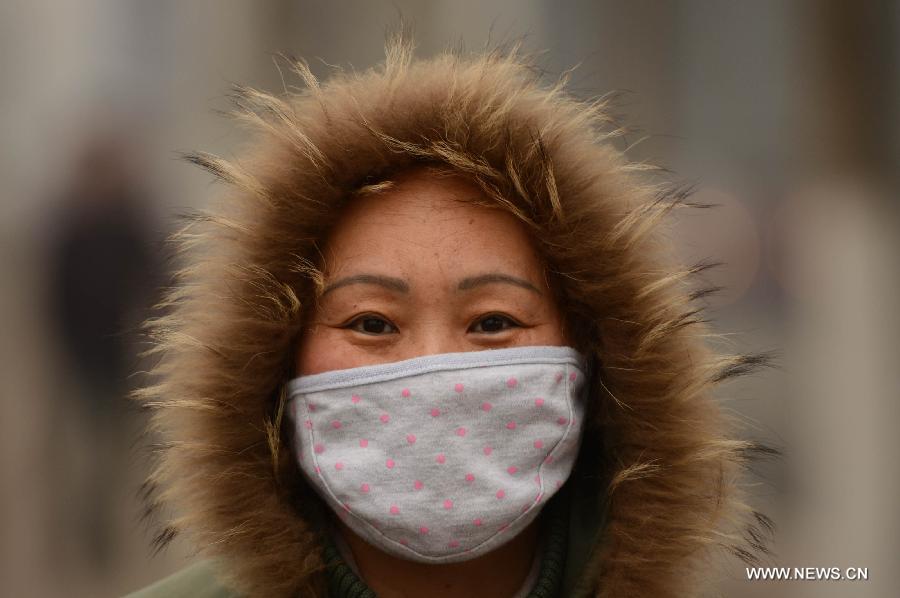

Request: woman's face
left=294, top=169, right=569, bottom=375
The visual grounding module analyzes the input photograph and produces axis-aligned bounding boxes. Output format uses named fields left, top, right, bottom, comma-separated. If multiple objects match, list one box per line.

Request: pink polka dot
left=331, top=420, right=342, bottom=429
left=390, top=505, right=400, bottom=515
left=314, top=443, right=325, bottom=454
left=534, top=492, right=544, bottom=503
left=419, top=526, right=429, bottom=534
left=399, top=538, right=409, bottom=546
left=534, top=398, right=544, bottom=407
left=386, top=458, right=395, bottom=469
left=455, top=427, right=467, bottom=437
left=448, top=540, right=460, bottom=548
left=507, top=466, right=518, bottom=475
left=506, top=377, right=518, bottom=388
left=569, top=371, right=577, bottom=382
left=465, top=473, right=475, bottom=483
left=436, top=453, right=446, bottom=464
left=304, top=419, right=313, bottom=429
left=443, top=499, right=453, bottom=510
left=555, top=372, right=564, bottom=383
left=359, top=438, right=369, bottom=448
left=544, top=455, right=554, bottom=464
left=473, top=518, right=483, bottom=526
left=506, top=421, right=517, bottom=430
left=430, top=408, right=441, bottom=417
left=534, top=474, right=541, bottom=484
left=496, top=489, right=506, bottom=499
left=380, top=414, right=390, bottom=423
left=414, top=480, right=424, bottom=490
left=401, top=388, right=411, bottom=398
left=454, top=383, right=464, bottom=393
left=360, top=483, right=370, bottom=493
left=534, top=439, right=544, bottom=449
left=481, top=402, right=492, bottom=412
left=308, top=403, right=317, bottom=412
left=557, top=417, right=568, bottom=425
left=314, top=466, right=321, bottom=474
left=483, top=446, right=493, bottom=456
left=406, top=434, right=417, bottom=445
left=351, top=394, right=361, bottom=404
left=334, top=462, right=344, bottom=471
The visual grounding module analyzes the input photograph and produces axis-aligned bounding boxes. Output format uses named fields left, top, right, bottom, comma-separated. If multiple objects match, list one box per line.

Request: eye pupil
left=481, top=316, right=505, bottom=332
left=362, top=318, right=387, bottom=334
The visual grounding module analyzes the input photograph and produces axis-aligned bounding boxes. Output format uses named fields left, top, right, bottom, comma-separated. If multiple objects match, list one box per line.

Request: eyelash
left=469, top=313, right=525, bottom=334
left=344, top=314, right=395, bottom=335
left=344, top=313, right=522, bottom=336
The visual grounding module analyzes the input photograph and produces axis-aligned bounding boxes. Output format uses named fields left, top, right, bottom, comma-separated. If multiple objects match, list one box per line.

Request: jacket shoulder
left=123, top=559, right=242, bottom=598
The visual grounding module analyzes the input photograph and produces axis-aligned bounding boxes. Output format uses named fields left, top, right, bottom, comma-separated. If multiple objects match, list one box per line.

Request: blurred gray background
left=1, top=1, right=897, bottom=596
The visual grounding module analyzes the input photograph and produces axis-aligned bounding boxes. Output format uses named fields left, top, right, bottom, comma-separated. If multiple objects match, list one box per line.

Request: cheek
left=293, top=324, right=355, bottom=376
left=526, top=320, right=569, bottom=347
left=531, top=305, right=569, bottom=346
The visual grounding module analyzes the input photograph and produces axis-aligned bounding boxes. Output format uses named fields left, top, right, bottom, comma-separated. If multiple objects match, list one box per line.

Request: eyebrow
left=320, top=272, right=543, bottom=296
left=321, top=274, right=410, bottom=296
left=457, top=273, right=543, bottom=295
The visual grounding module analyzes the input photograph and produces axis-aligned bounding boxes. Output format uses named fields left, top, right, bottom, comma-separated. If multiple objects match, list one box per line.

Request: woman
left=127, top=31, right=773, bottom=597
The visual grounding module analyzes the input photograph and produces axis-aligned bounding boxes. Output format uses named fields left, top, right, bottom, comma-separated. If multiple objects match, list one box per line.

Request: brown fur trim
left=131, top=23, right=775, bottom=598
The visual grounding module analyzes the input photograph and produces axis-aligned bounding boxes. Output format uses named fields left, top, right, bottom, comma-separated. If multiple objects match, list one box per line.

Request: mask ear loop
left=582, top=352, right=596, bottom=385
left=278, top=322, right=309, bottom=485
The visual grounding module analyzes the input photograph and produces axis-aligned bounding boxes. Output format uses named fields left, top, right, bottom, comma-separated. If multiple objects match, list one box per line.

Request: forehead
left=320, top=171, right=545, bottom=280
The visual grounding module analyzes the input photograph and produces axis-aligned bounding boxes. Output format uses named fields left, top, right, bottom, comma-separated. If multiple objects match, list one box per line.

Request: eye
left=470, top=313, right=521, bottom=334
left=345, top=314, right=397, bottom=335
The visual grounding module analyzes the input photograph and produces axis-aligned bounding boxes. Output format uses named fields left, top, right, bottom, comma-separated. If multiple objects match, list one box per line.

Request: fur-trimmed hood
left=133, top=29, right=774, bottom=597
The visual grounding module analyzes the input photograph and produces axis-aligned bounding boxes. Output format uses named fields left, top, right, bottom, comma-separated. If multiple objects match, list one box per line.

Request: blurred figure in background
left=43, top=129, right=164, bottom=573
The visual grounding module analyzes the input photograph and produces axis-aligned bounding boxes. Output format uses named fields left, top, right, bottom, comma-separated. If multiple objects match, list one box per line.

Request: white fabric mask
left=286, top=345, right=588, bottom=564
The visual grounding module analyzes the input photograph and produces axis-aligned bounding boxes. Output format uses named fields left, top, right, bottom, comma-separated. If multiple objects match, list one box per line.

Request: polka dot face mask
left=286, top=345, right=588, bottom=564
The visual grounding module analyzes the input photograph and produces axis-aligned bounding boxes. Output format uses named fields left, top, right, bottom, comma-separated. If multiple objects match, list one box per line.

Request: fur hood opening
left=132, top=27, right=776, bottom=598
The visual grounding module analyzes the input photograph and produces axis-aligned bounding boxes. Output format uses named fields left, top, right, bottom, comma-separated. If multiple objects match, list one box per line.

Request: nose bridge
left=409, top=306, right=467, bottom=358
left=419, top=336, right=464, bottom=358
